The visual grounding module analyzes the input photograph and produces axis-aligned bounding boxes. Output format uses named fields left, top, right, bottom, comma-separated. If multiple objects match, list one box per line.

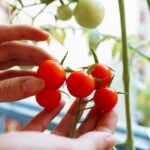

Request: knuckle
left=0, top=80, right=15, bottom=100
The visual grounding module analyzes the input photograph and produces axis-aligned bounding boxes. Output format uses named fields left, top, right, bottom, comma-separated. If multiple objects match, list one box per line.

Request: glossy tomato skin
left=36, top=89, right=61, bottom=110
left=57, top=5, right=73, bottom=21
left=74, top=0, right=104, bottom=28
left=67, top=71, right=95, bottom=98
left=37, top=60, right=66, bottom=90
left=93, top=87, right=118, bottom=112
left=90, top=63, right=112, bottom=88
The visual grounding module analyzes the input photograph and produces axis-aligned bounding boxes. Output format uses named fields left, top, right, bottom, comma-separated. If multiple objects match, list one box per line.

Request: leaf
left=65, top=66, right=75, bottom=73
left=87, top=64, right=97, bottom=74
left=88, top=29, right=100, bottom=52
left=91, top=49, right=99, bottom=63
left=112, top=41, right=121, bottom=58
left=61, top=51, right=68, bottom=65
left=40, top=0, right=55, bottom=5
left=52, top=28, right=66, bottom=44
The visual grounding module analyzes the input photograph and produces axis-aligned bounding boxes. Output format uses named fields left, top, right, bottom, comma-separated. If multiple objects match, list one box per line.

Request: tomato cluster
left=40, top=0, right=104, bottom=29
left=35, top=59, right=118, bottom=113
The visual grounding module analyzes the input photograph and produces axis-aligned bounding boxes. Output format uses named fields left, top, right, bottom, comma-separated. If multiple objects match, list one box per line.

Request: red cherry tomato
left=93, top=86, right=118, bottom=112
left=90, top=63, right=112, bottom=88
left=35, top=89, right=61, bottom=110
left=37, top=60, right=66, bottom=90
left=66, top=71, right=95, bottom=98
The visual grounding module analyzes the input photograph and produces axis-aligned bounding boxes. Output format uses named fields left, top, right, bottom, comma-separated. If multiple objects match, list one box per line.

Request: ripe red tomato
left=93, top=86, right=118, bottom=112
left=37, top=60, right=66, bottom=90
left=90, top=63, right=112, bottom=88
left=66, top=71, right=95, bottom=98
left=35, top=89, right=61, bottom=110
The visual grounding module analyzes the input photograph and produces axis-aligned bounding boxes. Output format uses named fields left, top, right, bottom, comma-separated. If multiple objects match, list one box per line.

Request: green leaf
left=94, top=78, right=105, bottom=82
left=91, top=49, right=99, bottom=63
left=52, top=28, right=66, bottom=44
left=65, top=66, right=75, bottom=73
left=40, top=0, right=55, bottom=5
left=60, top=51, right=68, bottom=65
left=87, top=64, right=97, bottom=74
left=112, top=41, right=121, bottom=58
left=88, top=29, right=100, bottom=52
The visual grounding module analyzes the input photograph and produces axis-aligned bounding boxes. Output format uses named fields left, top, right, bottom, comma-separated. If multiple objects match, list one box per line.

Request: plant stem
left=118, top=0, right=135, bottom=150
left=70, top=98, right=83, bottom=138
left=147, top=0, right=150, bottom=11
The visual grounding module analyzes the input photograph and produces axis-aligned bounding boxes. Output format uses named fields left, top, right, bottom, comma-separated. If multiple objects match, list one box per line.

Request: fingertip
left=106, top=135, right=117, bottom=150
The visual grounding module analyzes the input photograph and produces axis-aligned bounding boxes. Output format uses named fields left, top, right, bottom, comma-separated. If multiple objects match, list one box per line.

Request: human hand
left=0, top=25, right=55, bottom=102
left=0, top=100, right=118, bottom=150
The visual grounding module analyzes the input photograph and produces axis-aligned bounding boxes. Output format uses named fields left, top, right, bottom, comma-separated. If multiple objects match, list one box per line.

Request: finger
left=0, top=70, right=36, bottom=81
left=51, top=99, right=87, bottom=137
left=0, top=76, right=45, bottom=102
left=0, top=25, right=49, bottom=43
left=77, top=106, right=103, bottom=136
left=22, top=100, right=65, bottom=131
left=95, top=109, right=118, bottom=134
left=78, top=131, right=116, bottom=150
left=0, top=41, right=55, bottom=65
left=0, top=59, right=37, bottom=70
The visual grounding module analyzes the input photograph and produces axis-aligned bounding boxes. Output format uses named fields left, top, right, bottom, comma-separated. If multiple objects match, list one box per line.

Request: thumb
left=0, top=76, right=45, bottom=102
left=78, top=131, right=116, bottom=150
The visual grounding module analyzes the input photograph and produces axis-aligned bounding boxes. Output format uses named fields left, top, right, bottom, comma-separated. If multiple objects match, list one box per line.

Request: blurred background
left=0, top=0, right=150, bottom=149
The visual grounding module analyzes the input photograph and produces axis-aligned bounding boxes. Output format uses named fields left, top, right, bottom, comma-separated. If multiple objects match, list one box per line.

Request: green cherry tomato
left=74, top=0, right=104, bottom=28
left=57, top=5, right=73, bottom=21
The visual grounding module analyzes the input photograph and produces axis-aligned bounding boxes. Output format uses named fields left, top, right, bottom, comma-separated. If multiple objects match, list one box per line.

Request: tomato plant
left=90, top=63, right=112, bottom=88
left=74, top=0, right=104, bottom=28
left=93, top=86, right=118, bottom=112
left=35, top=89, right=61, bottom=110
left=66, top=71, right=95, bottom=98
left=57, top=5, right=73, bottom=21
left=37, top=60, right=66, bottom=90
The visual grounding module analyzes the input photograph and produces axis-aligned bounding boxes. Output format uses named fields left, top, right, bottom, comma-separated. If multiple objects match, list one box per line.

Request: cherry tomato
left=90, top=63, right=112, bottom=88
left=66, top=71, right=95, bottom=98
left=93, top=87, right=118, bottom=112
left=36, top=89, right=61, bottom=110
left=57, top=5, right=73, bottom=21
left=74, top=0, right=104, bottom=28
left=37, top=60, right=66, bottom=90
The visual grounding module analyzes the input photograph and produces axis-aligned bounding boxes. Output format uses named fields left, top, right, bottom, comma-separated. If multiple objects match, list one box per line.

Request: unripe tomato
left=93, top=87, right=118, bottom=112
left=57, top=5, right=73, bottom=21
left=67, top=71, right=95, bottom=98
left=74, top=0, right=104, bottom=28
left=37, top=60, right=66, bottom=90
left=36, top=89, right=61, bottom=110
left=90, top=63, right=112, bottom=88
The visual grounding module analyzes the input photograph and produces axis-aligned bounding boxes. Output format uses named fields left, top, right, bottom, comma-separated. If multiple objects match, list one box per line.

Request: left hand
left=0, top=25, right=55, bottom=102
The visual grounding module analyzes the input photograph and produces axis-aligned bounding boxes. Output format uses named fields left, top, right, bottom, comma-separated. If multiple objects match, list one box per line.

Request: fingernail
left=105, top=135, right=117, bottom=149
left=23, top=78, right=45, bottom=95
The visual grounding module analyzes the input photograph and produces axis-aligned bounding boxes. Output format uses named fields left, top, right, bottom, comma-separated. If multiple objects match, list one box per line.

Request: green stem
left=32, top=5, right=48, bottom=25
left=118, top=0, right=135, bottom=150
left=70, top=98, right=83, bottom=138
left=147, top=0, right=150, bottom=11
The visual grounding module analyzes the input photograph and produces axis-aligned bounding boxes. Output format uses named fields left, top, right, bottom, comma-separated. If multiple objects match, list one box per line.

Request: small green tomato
left=74, top=0, right=104, bottom=28
left=57, top=5, right=73, bottom=21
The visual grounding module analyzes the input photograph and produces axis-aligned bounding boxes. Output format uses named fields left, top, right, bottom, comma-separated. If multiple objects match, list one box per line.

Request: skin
left=0, top=25, right=118, bottom=150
